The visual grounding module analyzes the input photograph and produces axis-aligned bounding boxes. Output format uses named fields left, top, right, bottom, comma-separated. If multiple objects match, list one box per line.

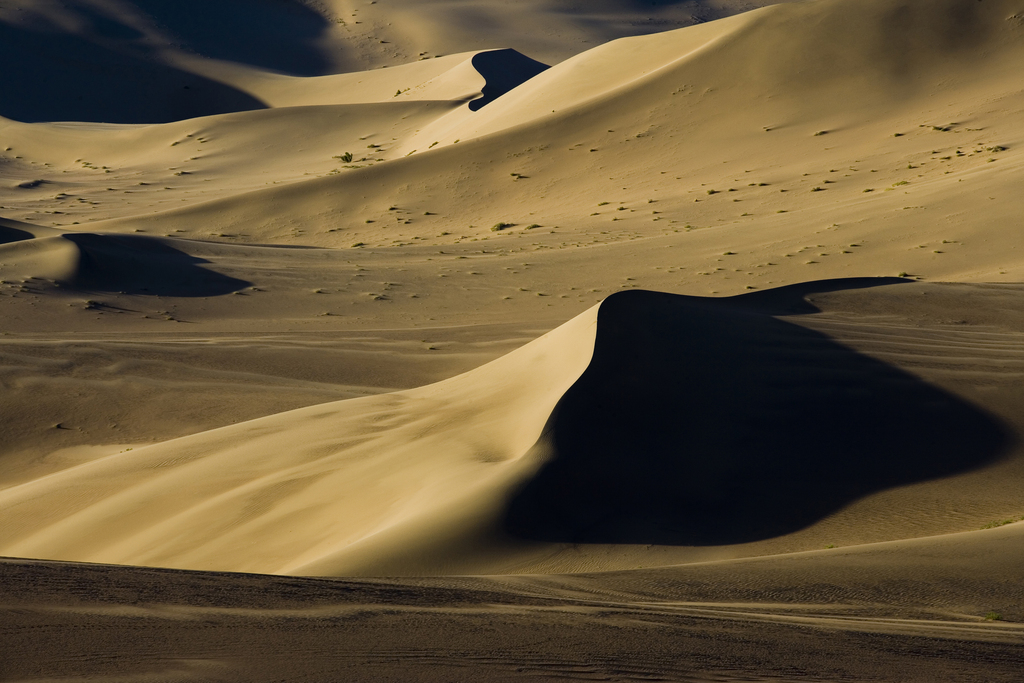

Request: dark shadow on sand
left=0, top=225, right=35, bottom=245
left=0, top=0, right=336, bottom=122
left=503, top=279, right=1014, bottom=545
left=62, top=233, right=250, bottom=296
left=468, top=50, right=549, bottom=111
left=0, top=20, right=267, bottom=123
left=129, top=0, right=334, bottom=76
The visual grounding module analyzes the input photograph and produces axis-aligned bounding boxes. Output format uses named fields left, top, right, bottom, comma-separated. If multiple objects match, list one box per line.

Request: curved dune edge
left=174, top=47, right=549, bottom=111
left=0, top=298, right=600, bottom=576
left=0, top=282, right=1018, bottom=577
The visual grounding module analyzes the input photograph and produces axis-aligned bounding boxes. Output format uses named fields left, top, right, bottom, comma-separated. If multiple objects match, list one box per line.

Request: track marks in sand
left=3, top=549, right=1024, bottom=683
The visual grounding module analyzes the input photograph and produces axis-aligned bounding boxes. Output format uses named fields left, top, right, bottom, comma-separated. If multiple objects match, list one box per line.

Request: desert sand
left=2, top=0, right=1024, bottom=680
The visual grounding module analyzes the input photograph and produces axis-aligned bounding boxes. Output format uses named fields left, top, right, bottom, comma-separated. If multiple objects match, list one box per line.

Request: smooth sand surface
left=2, top=0, right=1024, bottom=679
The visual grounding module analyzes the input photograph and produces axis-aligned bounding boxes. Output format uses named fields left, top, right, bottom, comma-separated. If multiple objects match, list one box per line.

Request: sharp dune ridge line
left=3, top=0, right=1024, bottom=678
left=0, top=301, right=599, bottom=575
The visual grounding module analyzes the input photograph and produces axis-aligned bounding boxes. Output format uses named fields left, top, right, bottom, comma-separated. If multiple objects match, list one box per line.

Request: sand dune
left=2, top=281, right=1023, bottom=578
left=0, top=299, right=598, bottom=574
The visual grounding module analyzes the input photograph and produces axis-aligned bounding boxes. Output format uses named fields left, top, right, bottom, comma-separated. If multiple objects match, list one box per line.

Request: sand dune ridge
left=1, top=281, right=1018, bottom=577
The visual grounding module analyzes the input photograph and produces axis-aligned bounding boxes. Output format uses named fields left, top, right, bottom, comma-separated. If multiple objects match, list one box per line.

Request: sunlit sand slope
left=0, top=300, right=599, bottom=575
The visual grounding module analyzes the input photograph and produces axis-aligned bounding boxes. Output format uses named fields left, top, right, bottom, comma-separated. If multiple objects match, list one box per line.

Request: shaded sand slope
left=0, top=225, right=251, bottom=295
left=2, top=520, right=1022, bottom=682
left=0, top=0, right=332, bottom=123
left=2, top=281, right=1023, bottom=576
left=502, top=286, right=1009, bottom=546
left=0, top=0, right=282, bottom=123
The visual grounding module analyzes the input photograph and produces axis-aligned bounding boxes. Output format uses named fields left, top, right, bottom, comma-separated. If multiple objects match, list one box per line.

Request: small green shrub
left=491, top=222, right=514, bottom=231
left=335, top=152, right=353, bottom=163
left=981, top=515, right=1024, bottom=529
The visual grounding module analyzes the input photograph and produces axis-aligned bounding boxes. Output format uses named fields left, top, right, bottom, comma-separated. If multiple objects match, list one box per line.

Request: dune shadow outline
left=468, top=49, right=550, bottom=111
left=503, top=279, right=1014, bottom=545
left=0, top=225, right=35, bottom=245
left=0, top=0, right=342, bottom=123
left=61, top=233, right=251, bottom=297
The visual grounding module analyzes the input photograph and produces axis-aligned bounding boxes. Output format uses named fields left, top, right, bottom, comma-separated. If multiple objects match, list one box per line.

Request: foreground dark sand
left=4, top=518, right=1023, bottom=683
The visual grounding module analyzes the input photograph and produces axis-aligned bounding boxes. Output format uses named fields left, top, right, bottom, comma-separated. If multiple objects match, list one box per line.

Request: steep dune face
left=504, top=287, right=1011, bottom=546
left=342, top=0, right=796, bottom=66
left=1, top=282, right=1020, bottom=576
